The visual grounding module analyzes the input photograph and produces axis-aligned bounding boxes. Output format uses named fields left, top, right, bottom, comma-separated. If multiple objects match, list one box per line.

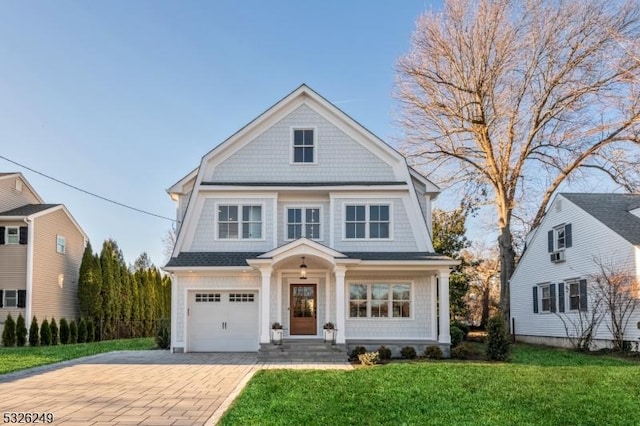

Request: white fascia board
left=259, top=237, right=346, bottom=259
left=0, top=172, right=46, bottom=203
left=399, top=160, right=432, bottom=252
left=409, top=167, right=440, bottom=195
left=162, top=266, right=252, bottom=273
left=201, top=185, right=408, bottom=192
left=167, top=167, right=199, bottom=195
left=347, top=259, right=460, bottom=271
left=28, top=204, right=90, bottom=242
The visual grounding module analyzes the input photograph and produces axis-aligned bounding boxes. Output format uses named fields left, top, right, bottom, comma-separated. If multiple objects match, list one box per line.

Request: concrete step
left=258, top=340, right=347, bottom=363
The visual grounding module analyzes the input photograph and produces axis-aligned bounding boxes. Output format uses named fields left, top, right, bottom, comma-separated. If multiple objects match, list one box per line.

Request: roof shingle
left=0, top=204, right=60, bottom=217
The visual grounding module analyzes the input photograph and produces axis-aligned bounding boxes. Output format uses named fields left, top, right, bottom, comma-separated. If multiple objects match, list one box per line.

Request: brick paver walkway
left=0, top=351, right=351, bottom=426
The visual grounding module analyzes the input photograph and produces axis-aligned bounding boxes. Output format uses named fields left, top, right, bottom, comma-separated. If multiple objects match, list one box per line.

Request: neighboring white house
left=510, top=193, right=640, bottom=349
left=164, top=84, right=458, bottom=356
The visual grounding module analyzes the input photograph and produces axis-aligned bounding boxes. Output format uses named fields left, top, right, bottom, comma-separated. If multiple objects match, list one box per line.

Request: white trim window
left=286, top=207, right=321, bottom=240
left=348, top=282, right=411, bottom=318
left=217, top=204, right=263, bottom=239
left=6, top=226, right=19, bottom=245
left=291, top=128, right=316, bottom=164
left=3, top=289, right=17, bottom=308
left=56, top=235, right=66, bottom=254
left=345, top=204, right=390, bottom=239
left=540, top=285, right=551, bottom=312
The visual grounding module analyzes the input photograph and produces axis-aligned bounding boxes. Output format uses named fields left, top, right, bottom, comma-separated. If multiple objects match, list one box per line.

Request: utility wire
left=0, top=155, right=176, bottom=222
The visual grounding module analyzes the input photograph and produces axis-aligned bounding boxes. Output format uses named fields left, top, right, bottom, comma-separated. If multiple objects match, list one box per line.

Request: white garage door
left=188, top=291, right=259, bottom=352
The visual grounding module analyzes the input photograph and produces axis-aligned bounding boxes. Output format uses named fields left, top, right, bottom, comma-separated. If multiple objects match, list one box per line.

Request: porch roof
left=165, top=251, right=449, bottom=268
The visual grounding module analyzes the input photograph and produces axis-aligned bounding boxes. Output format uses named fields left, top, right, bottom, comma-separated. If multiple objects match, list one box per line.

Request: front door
left=290, top=284, right=317, bottom=335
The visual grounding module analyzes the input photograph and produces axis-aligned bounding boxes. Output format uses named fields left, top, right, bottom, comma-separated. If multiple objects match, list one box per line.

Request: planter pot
left=323, top=329, right=335, bottom=344
left=271, top=329, right=283, bottom=345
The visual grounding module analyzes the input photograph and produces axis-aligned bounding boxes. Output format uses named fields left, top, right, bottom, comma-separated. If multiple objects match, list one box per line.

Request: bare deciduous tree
left=462, top=245, right=500, bottom=327
left=555, top=286, right=604, bottom=352
left=592, top=257, right=640, bottom=351
left=397, top=0, right=640, bottom=320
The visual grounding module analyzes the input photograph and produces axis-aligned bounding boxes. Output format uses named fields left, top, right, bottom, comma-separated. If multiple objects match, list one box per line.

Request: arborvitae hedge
left=59, top=318, right=69, bottom=344
left=40, top=319, right=51, bottom=346
left=29, top=316, right=39, bottom=346
left=50, top=317, right=59, bottom=345
left=2, top=313, right=16, bottom=347
left=16, top=314, right=27, bottom=347
left=77, top=318, right=87, bottom=343
left=69, top=320, right=78, bottom=344
left=86, top=319, right=95, bottom=343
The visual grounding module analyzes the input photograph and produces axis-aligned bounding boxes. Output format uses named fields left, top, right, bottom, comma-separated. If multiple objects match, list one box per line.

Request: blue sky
left=0, top=1, right=446, bottom=265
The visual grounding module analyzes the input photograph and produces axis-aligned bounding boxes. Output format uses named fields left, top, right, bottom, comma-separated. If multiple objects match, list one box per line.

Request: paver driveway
left=0, top=351, right=257, bottom=426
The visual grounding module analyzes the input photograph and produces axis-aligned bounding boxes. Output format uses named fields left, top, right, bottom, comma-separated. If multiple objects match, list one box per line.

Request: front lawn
left=221, top=344, right=640, bottom=426
left=0, top=338, right=156, bottom=375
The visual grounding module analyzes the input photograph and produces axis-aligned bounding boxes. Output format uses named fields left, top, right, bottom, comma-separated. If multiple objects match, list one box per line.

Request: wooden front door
left=290, top=284, right=317, bottom=335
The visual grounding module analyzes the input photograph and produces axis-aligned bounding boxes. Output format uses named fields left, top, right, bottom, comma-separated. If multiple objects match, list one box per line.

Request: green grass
left=0, top=338, right=156, bottom=375
left=221, top=344, right=640, bottom=426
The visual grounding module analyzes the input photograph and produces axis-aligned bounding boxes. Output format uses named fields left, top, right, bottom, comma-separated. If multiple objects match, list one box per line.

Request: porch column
left=334, top=265, right=347, bottom=344
left=260, top=266, right=272, bottom=344
left=438, top=269, right=451, bottom=344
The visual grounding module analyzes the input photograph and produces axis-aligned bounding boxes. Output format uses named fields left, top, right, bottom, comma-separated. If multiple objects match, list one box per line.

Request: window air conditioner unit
left=550, top=251, right=565, bottom=263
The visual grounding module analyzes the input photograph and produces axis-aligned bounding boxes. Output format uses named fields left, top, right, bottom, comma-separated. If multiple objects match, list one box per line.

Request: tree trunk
left=481, top=283, right=491, bottom=327
left=498, top=225, right=516, bottom=324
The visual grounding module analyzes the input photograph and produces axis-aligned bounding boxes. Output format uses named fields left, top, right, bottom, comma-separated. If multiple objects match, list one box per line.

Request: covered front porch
left=247, top=239, right=457, bottom=356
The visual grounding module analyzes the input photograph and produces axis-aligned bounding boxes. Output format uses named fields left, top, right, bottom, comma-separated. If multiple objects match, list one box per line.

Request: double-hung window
left=548, top=223, right=572, bottom=252
left=56, top=235, right=66, bottom=254
left=292, top=129, right=315, bottom=163
left=6, top=227, right=19, bottom=244
left=345, top=204, right=390, bottom=239
left=218, top=205, right=262, bottom=239
left=3, top=290, right=17, bottom=308
left=349, top=283, right=411, bottom=318
left=541, top=285, right=551, bottom=312
left=286, top=207, right=320, bottom=240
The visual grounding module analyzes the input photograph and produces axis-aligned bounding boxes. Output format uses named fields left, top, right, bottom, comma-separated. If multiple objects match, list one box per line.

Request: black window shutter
left=533, top=286, right=539, bottom=313
left=550, top=283, right=557, bottom=312
left=579, top=279, right=588, bottom=311
left=0, top=226, right=5, bottom=245
left=558, top=282, right=565, bottom=313
left=17, top=290, right=26, bottom=308
left=19, top=226, right=28, bottom=245
left=0, top=290, right=3, bottom=307
left=565, top=223, right=572, bottom=248
left=548, top=230, right=554, bottom=252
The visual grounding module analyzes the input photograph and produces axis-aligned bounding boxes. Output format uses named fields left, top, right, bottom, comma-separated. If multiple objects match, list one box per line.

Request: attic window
left=292, top=128, right=315, bottom=164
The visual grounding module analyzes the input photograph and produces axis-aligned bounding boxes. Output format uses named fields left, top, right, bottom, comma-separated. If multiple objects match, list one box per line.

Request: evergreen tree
left=86, top=318, right=95, bottom=343
left=29, top=316, right=39, bottom=346
left=59, top=318, right=69, bottom=344
left=486, top=314, right=511, bottom=361
left=78, top=242, right=103, bottom=325
left=77, top=318, right=87, bottom=343
left=2, top=313, right=16, bottom=347
left=16, top=314, right=27, bottom=347
left=50, top=317, right=59, bottom=345
left=40, top=318, right=51, bottom=345
left=69, top=320, right=78, bottom=344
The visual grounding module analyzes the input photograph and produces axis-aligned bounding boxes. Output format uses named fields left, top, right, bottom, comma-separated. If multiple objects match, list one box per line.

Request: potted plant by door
left=323, top=322, right=335, bottom=344
left=271, top=322, right=283, bottom=345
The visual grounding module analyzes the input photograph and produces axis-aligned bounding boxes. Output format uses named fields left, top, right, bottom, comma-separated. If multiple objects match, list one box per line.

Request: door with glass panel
left=290, top=284, right=317, bottom=335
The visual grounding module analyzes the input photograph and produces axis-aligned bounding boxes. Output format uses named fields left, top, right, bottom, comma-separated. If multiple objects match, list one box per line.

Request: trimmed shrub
left=86, top=319, right=95, bottom=343
left=450, top=325, right=464, bottom=348
left=451, top=320, right=470, bottom=339
left=16, top=314, right=27, bottom=347
left=400, top=346, right=417, bottom=359
left=424, top=345, right=443, bottom=360
left=155, top=321, right=170, bottom=350
left=358, top=351, right=379, bottom=366
left=29, top=316, right=39, bottom=346
left=451, top=342, right=475, bottom=360
left=40, top=319, right=51, bottom=346
left=50, top=317, right=59, bottom=345
left=349, top=346, right=367, bottom=361
left=77, top=318, right=87, bottom=343
left=2, top=313, right=16, bottom=347
left=486, top=315, right=510, bottom=361
left=377, top=345, right=392, bottom=361
left=59, top=318, right=69, bottom=344
left=69, top=320, right=78, bottom=344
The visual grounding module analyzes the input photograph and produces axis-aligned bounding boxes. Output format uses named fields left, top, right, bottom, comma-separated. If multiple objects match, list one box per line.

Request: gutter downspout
left=24, top=216, right=34, bottom=329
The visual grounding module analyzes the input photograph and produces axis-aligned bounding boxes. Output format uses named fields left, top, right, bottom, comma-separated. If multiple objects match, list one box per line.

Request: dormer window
left=292, top=128, right=315, bottom=164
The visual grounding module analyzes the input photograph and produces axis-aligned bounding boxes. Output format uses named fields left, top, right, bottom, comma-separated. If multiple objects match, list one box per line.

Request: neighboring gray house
left=510, top=193, right=640, bottom=349
left=164, top=85, right=458, bottom=357
left=0, top=173, right=88, bottom=337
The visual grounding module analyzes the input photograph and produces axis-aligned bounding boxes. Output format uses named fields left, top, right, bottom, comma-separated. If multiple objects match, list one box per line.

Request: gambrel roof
left=561, top=193, right=640, bottom=246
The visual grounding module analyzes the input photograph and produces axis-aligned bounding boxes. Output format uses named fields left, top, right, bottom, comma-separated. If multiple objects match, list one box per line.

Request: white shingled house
left=164, top=85, right=458, bottom=359
left=510, top=193, right=640, bottom=349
